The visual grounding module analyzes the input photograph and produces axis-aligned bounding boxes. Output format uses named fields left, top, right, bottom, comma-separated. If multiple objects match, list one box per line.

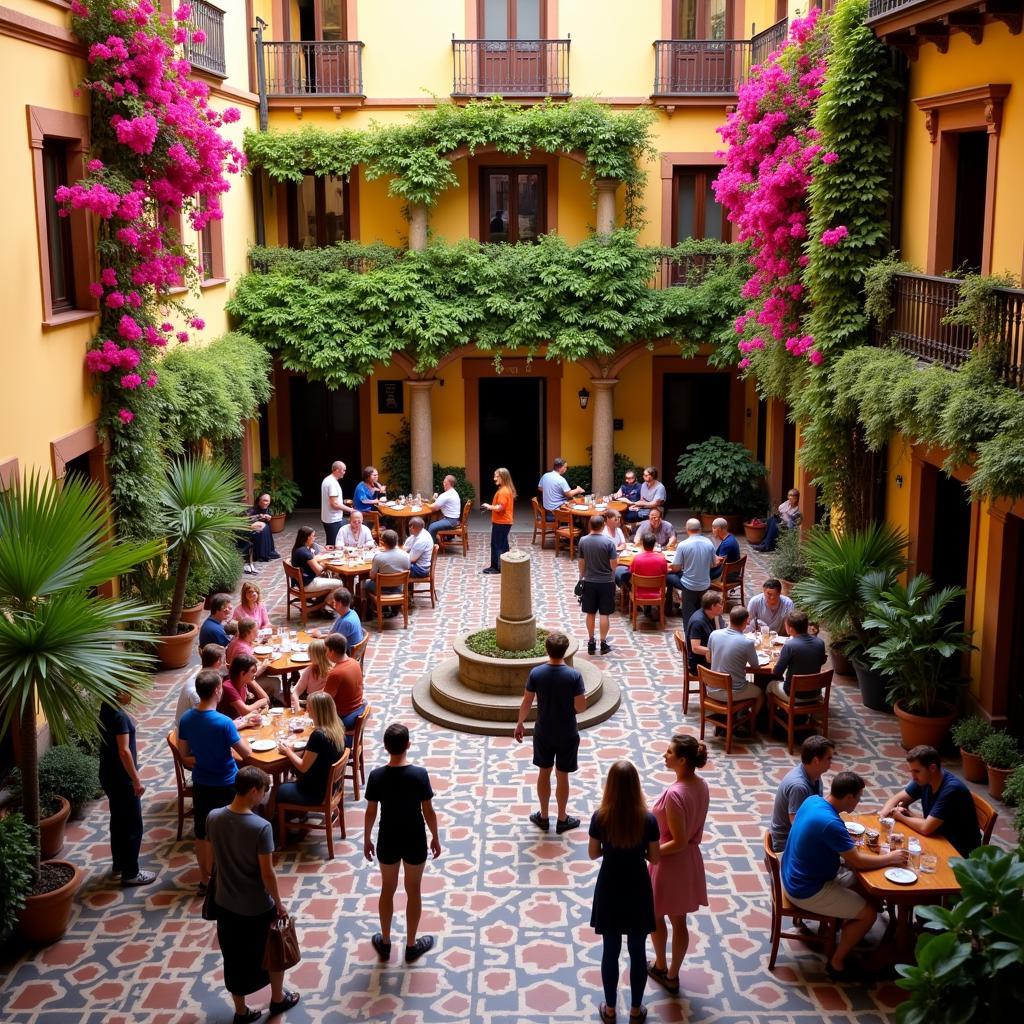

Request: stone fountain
left=412, top=548, right=621, bottom=736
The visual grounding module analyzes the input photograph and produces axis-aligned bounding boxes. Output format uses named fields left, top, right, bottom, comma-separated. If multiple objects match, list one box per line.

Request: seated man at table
left=767, top=610, right=827, bottom=704
left=625, top=466, right=667, bottom=523
left=709, top=518, right=741, bottom=581
left=707, top=605, right=765, bottom=717
left=404, top=516, right=433, bottom=578
left=619, top=531, right=668, bottom=615
left=199, top=593, right=234, bottom=647
left=603, top=508, right=627, bottom=553
left=354, top=465, right=387, bottom=513
left=770, top=734, right=835, bottom=852
left=364, top=529, right=410, bottom=617
left=612, top=468, right=641, bottom=505
left=881, top=745, right=981, bottom=857
left=428, top=474, right=463, bottom=542
left=315, top=587, right=365, bottom=650
left=747, top=579, right=794, bottom=634
left=538, top=457, right=584, bottom=521
left=174, top=644, right=225, bottom=727
left=217, top=654, right=270, bottom=721
left=782, top=771, right=909, bottom=980
left=686, top=591, right=725, bottom=676
left=324, top=633, right=367, bottom=732
left=633, top=507, right=676, bottom=549
left=339, top=509, right=375, bottom=549
left=667, top=518, right=718, bottom=621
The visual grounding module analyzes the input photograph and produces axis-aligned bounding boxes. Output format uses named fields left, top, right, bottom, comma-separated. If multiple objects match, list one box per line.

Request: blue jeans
left=410, top=563, right=430, bottom=578
left=614, top=566, right=631, bottom=587
left=490, top=523, right=512, bottom=570
left=427, top=517, right=459, bottom=540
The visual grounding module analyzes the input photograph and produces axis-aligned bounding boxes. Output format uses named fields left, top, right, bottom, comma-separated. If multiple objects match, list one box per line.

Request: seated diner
left=291, top=526, right=337, bottom=594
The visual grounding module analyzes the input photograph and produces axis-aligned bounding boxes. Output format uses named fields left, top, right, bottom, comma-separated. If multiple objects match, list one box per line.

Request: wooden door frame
left=479, top=166, right=548, bottom=244
left=472, top=0, right=553, bottom=38
left=279, top=171, right=359, bottom=247
left=469, top=153, right=558, bottom=240
left=283, top=0, right=356, bottom=40
left=666, top=0, right=737, bottom=39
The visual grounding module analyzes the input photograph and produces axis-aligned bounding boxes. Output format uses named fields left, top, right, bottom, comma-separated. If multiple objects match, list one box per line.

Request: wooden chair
left=362, top=510, right=382, bottom=543
left=762, top=831, right=836, bottom=969
left=973, top=792, right=998, bottom=845
left=767, top=669, right=834, bottom=755
left=437, top=501, right=472, bottom=557
left=407, top=544, right=440, bottom=607
left=553, top=507, right=582, bottom=559
left=673, top=629, right=700, bottom=716
left=697, top=665, right=758, bottom=755
left=531, top=497, right=556, bottom=550
left=166, top=731, right=193, bottom=841
left=366, top=570, right=411, bottom=629
left=344, top=704, right=372, bottom=801
left=283, top=559, right=331, bottom=625
left=350, top=634, right=368, bottom=669
left=276, top=751, right=350, bottom=861
left=629, top=573, right=668, bottom=630
left=709, top=555, right=747, bottom=607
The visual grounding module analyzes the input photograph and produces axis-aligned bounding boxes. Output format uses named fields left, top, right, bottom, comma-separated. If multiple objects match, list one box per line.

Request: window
left=196, top=197, right=226, bottom=285
left=482, top=0, right=543, bottom=39
left=286, top=173, right=350, bottom=248
left=42, top=141, right=75, bottom=313
left=673, top=0, right=728, bottom=39
left=481, top=168, right=546, bottom=243
left=296, top=0, right=347, bottom=40
left=673, top=167, right=726, bottom=242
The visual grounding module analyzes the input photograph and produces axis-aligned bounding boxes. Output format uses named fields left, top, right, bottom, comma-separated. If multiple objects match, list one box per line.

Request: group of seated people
left=536, top=459, right=668, bottom=525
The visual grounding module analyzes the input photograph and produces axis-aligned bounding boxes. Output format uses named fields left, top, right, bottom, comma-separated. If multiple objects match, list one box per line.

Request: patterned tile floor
left=0, top=508, right=1014, bottom=1024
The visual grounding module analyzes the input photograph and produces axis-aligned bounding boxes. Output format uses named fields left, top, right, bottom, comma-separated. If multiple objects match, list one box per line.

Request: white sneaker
left=243, top=564, right=256, bottom=574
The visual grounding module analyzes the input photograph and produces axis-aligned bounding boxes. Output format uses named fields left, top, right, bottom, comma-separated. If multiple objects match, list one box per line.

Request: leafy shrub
left=979, top=732, right=1021, bottom=770
left=207, top=549, right=245, bottom=597
left=433, top=466, right=475, bottom=506
left=566, top=451, right=639, bottom=494
left=772, top=526, right=808, bottom=584
left=253, top=456, right=302, bottom=516
left=38, top=745, right=101, bottom=813
left=183, top=556, right=215, bottom=609
left=0, top=812, right=34, bottom=933
left=465, top=628, right=549, bottom=660
left=381, top=418, right=412, bottom=496
left=951, top=716, right=994, bottom=755
left=674, top=436, right=766, bottom=516
left=1003, top=763, right=1024, bottom=811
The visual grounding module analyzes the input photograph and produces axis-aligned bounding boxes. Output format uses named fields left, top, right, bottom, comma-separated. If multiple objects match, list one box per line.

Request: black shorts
left=193, top=783, right=235, bottom=840
left=376, top=828, right=428, bottom=866
left=533, top=733, right=580, bottom=773
left=581, top=581, right=616, bottom=616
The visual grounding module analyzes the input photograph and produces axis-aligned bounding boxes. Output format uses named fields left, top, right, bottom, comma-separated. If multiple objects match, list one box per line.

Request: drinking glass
left=907, top=838, right=922, bottom=871
left=769, top=630, right=778, bottom=646
left=920, top=853, right=938, bottom=873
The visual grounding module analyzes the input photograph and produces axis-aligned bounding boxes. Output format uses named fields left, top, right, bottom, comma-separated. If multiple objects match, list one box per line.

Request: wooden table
left=376, top=502, right=437, bottom=541
left=239, top=707, right=313, bottom=776
left=615, top=546, right=675, bottom=568
left=259, top=631, right=317, bottom=705
left=562, top=499, right=628, bottom=521
left=321, top=550, right=375, bottom=611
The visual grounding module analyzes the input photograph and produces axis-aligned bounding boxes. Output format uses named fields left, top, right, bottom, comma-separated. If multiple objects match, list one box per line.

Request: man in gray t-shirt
left=770, top=735, right=835, bottom=851
left=707, top=605, right=764, bottom=714
left=667, top=518, right=718, bottom=621
left=577, top=516, right=619, bottom=656
left=365, top=529, right=411, bottom=606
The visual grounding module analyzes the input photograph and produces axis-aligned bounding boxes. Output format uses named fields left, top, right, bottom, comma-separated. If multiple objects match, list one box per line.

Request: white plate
left=289, top=653, right=310, bottom=663
left=757, top=652, right=771, bottom=665
left=269, top=707, right=285, bottom=716
left=250, top=739, right=276, bottom=752
left=595, top=504, right=607, bottom=510
left=572, top=505, right=589, bottom=511
left=884, top=867, right=918, bottom=885
left=845, top=821, right=866, bottom=836
left=291, top=740, right=307, bottom=751
left=253, top=645, right=273, bottom=656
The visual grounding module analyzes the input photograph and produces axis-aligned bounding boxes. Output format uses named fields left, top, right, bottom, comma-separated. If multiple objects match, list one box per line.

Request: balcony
left=451, top=39, right=571, bottom=98
left=867, top=0, right=1023, bottom=55
left=183, top=0, right=226, bottom=78
left=872, top=272, right=1024, bottom=390
left=260, top=40, right=365, bottom=97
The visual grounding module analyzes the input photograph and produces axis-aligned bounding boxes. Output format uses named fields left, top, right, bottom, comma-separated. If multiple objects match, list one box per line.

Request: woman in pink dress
left=647, top=733, right=710, bottom=995
left=232, top=580, right=271, bottom=631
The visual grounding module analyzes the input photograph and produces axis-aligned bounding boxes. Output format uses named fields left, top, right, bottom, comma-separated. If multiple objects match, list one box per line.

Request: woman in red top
left=481, top=467, right=516, bottom=575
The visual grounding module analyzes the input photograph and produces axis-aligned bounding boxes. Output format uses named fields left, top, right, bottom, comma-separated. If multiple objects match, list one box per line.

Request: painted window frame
left=479, top=166, right=549, bottom=244
left=285, top=172, right=352, bottom=248
left=672, top=165, right=729, bottom=243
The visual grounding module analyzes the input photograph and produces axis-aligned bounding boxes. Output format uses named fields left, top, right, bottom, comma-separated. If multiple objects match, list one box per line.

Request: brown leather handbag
left=262, top=915, right=301, bottom=972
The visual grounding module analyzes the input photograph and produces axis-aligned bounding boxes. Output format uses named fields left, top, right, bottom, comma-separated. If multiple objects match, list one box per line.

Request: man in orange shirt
left=323, top=633, right=366, bottom=731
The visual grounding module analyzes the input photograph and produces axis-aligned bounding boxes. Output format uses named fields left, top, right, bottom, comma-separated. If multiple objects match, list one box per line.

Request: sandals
left=599, top=1003, right=617, bottom=1023
left=268, top=991, right=300, bottom=1016
left=646, top=961, right=680, bottom=994
left=232, top=1011, right=261, bottom=1024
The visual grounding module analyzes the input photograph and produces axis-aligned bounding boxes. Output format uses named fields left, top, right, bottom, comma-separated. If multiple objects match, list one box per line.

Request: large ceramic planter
left=18, top=861, right=82, bottom=945
left=179, top=601, right=206, bottom=628
left=743, top=522, right=767, bottom=545
left=39, top=796, right=71, bottom=861
left=270, top=513, right=287, bottom=534
left=156, top=622, right=198, bottom=670
left=852, top=659, right=892, bottom=713
left=699, top=512, right=743, bottom=533
left=829, top=645, right=853, bottom=677
left=780, top=579, right=795, bottom=597
left=894, top=700, right=957, bottom=751
left=960, top=748, right=988, bottom=784
left=986, top=764, right=1014, bottom=801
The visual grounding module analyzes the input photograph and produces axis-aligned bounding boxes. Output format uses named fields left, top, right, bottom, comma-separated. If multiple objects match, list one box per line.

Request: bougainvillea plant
left=58, top=1, right=244, bottom=533
left=713, top=8, right=838, bottom=372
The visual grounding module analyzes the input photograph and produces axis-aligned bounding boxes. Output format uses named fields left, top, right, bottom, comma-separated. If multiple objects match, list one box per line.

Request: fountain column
left=495, top=549, right=537, bottom=652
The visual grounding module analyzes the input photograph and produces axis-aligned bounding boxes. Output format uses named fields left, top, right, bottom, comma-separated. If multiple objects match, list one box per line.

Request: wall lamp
left=578, top=387, right=590, bottom=410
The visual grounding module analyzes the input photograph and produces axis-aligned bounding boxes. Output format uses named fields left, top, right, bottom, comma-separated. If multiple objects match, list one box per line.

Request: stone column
left=594, top=178, right=620, bottom=235
left=589, top=377, right=618, bottom=497
left=406, top=379, right=436, bottom=498
left=496, top=550, right=537, bottom=651
left=408, top=202, right=428, bottom=251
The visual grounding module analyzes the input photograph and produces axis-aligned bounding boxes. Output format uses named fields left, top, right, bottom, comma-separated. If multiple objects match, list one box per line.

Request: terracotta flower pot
left=894, top=700, right=957, bottom=751
left=960, top=748, right=988, bottom=784
left=699, top=512, right=716, bottom=532
left=780, top=579, right=794, bottom=597
left=270, top=513, right=287, bottom=534
left=744, top=521, right=767, bottom=544
left=18, top=860, right=82, bottom=945
left=39, top=795, right=71, bottom=861
left=179, top=601, right=206, bottom=628
left=986, top=764, right=1014, bottom=801
left=156, top=621, right=199, bottom=670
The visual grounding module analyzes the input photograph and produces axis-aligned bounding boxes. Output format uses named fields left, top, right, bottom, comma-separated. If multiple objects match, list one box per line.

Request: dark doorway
left=950, top=131, right=988, bottom=274
left=755, top=397, right=767, bottom=465
left=929, top=470, right=972, bottom=628
left=662, top=372, right=731, bottom=506
left=478, top=377, right=545, bottom=503
left=63, top=451, right=92, bottom=487
left=781, top=416, right=797, bottom=496
left=289, top=378, right=361, bottom=509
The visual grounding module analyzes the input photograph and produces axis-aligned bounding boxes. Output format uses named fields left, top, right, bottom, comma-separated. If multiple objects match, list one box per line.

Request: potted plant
left=951, top=716, right=995, bottom=784
left=674, top=436, right=767, bottom=532
left=39, top=744, right=101, bottom=819
left=180, top=557, right=214, bottom=626
left=862, top=575, right=973, bottom=750
left=1003, top=763, right=1024, bottom=811
left=792, top=523, right=909, bottom=712
left=5, top=776, right=72, bottom=860
left=155, top=457, right=248, bottom=670
left=0, top=811, right=34, bottom=941
left=771, top=526, right=808, bottom=595
left=827, top=632, right=855, bottom=676
left=253, top=456, right=302, bottom=534
left=0, top=472, right=159, bottom=944
left=743, top=515, right=768, bottom=545
left=978, top=732, right=1021, bottom=801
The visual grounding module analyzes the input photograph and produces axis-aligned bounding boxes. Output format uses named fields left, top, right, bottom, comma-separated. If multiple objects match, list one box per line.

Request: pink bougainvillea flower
left=118, top=408, right=135, bottom=424
left=176, top=331, right=189, bottom=344
left=189, top=316, right=205, bottom=330
left=117, top=314, right=143, bottom=341
left=120, top=373, right=142, bottom=390
left=146, top=372, right=158, bottom=388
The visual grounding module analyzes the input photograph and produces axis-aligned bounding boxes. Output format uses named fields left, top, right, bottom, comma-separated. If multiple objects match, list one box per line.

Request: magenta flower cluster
left=713, top=9, right=833, bottom=370
left=59, top=0, right=245, bottom=429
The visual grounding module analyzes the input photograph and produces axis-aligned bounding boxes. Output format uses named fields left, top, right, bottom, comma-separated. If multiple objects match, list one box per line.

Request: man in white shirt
left=339, top=509, right=375, bottom=548
left=320, top=460, right=353, bottom=548
left=747, top=579, right=794, bottom=634
left=538, top=457, right=583, bottom=521
left=404, top=517, right=433, bottom=578
left=427, top=474, right=462, bottom=541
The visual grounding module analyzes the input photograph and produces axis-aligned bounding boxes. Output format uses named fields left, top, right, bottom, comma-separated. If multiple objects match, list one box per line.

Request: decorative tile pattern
left=0, top=512, right=1011, bottom=1023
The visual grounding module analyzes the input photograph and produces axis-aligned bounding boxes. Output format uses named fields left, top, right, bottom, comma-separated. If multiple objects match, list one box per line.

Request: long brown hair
left=596, top=760, right=648, bottom=849
left=494, top=467, right=517, bottom=499
left=292, top=525, right=315, bottom=560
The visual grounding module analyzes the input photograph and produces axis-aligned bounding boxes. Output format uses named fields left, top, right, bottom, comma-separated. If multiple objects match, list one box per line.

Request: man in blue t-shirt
left=513, top=632, right=587, bottom=835
left=770, top=734, right=835, bottom=852
left=881, top=745, right=981, bottom=857
left=198, top=593, right=233, bottom=647
left=177, top=670, right=253, bottom=892
left=316, top=587, right=365, bottom=650
left=709, top=517, right=741, bottom=580
left=782, top=771, right=909, bottom=980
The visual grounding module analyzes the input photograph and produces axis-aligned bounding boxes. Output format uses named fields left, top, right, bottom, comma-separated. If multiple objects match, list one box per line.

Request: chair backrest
left=460, top=500, right=473, bottom=526
left=724, top=554, right=747, bottom=582
left=428, top=544, right=440, bottom=579
left=348, top=703, right=372, bottom=752
left=762, top=830, right=782, bottom=907
left=697, top=664, right=732, bottom=701
left=531, top=496, right=542, bottom=525
left=789, top=668, right=834, bottom=703
left=327, top=750, right=351, bottom=802
left=350, top=634, right=368, bottom=667
left=283, top=559, right=302, bottom=591
left=377, top=570, right=410, bottom=589
left=363, top=510, right=381, bottom=539
left=674, top=628, right=692, bottom=687
left=554, top=507, right=575, bottom=528
left=632, top=572, right=667, bottom=593
left=167, top=731, right=190, bottom=792
left=973, top=792, right=998, bottom=845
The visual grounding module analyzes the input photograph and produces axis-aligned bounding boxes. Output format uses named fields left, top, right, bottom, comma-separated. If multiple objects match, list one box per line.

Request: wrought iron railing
left=751, top=18, right=788, bottom=67
left=653, top=39, right=751, bottom=96
left=261, top=40, right=365, bottom=97
left=650, top=248, right=742, bottom=289
left=184, top=0, right=226, bottom=77
left=867, top=0, right=926, bottom=18
left=452, top=39, right=571, bottom=97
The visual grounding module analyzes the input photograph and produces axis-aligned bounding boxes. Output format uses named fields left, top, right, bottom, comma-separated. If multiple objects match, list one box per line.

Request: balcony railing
left=261, top=40, right=365, bottom=97
left=653, top=39, right=751, bottom=96
left=873, top=272, right=1024, bottom=391
left=751, top=18, right=788, bottom=67
left=867, top=0, right=925, bottom=17
left=183, top=0, right=226, bottom=77
left=452, top=39, right=571, bottom=97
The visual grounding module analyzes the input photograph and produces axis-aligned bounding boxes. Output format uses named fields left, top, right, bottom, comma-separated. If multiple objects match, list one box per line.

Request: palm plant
left=157, top=457, right=248, bottom=636
left=0, top=472, right=161, bottom=875
left=861, top=574, right=973, bottom=717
